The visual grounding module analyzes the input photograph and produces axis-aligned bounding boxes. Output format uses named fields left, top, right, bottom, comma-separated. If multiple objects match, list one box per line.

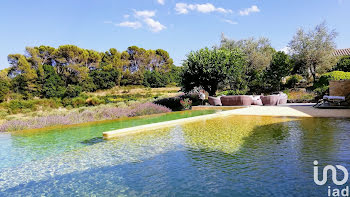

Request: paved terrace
left=103, top=105, right=350, bottom=139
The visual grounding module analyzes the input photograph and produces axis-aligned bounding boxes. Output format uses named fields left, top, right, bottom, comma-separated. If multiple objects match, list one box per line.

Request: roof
left=333, top=48, right=350, bottom=56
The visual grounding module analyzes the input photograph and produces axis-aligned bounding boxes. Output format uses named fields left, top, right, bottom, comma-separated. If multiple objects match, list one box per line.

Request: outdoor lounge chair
left=313, top=95, right=346, bottom=108
left=208, top=96, right=222, bottom=106
left=220, top=95, right=253, bottom=106
left=261, top=95, right=280, bottom=106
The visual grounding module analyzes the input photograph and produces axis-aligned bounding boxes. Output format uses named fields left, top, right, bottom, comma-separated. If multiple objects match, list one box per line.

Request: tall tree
left=219, top=34, right=275, bottom=93
left=288, top=22, right=338, bottom=83
left=7, top=54, right=39, bottom=96
left=264, top=51, right=293, bottom=91
left=181, top=48, right=247, bottom=96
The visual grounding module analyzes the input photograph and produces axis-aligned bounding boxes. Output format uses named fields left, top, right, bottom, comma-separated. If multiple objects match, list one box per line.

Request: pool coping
left=103, top=105, right=350, bottom=139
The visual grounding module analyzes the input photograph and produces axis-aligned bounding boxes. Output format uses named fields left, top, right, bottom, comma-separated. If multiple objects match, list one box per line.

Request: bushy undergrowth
left=0, top=103, right=171, bottom=132
left=217, top=89, right=248, bottom=96
left=0, top=90, right=166, bottom=116
left=283, top=90, right=315, bottom=102
left=154, top=93, right=200, bottom=111
left=313, top=71, right=350, bottom=95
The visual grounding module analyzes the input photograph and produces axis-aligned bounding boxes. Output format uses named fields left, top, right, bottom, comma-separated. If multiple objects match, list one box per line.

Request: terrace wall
left=329, top=80, right=350, bottom=96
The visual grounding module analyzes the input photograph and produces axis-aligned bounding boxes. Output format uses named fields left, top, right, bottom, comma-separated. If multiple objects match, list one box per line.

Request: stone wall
left=329, top=80, right=350, bottom=96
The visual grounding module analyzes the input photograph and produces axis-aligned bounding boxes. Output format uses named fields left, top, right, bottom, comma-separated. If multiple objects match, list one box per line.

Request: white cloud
left=223, top=19, right=238, bottom=25
left=239, top=5, right=260, bottom=16
left=157, top=0, right=165, bottom=5
left=134, top=10, right=156, bottom=18
left=123, top=14, right=130, bottom=19
left=175, top=3, right=232, bottom=14
left=143, top=18, right=166, bottom=32
left=279, top=46, right=291, bottom=54
left=132, top=10, right=166, bottom=32
left=117, top=21, right=142, bottom=29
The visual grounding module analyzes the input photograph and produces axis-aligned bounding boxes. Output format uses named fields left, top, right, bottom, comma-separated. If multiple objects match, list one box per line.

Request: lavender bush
left=0, top=103, right=171, bottom=132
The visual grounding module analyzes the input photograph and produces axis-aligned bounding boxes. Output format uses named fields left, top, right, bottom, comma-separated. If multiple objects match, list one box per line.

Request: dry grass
left=0, top=86, right=182, bottom=123
left=87, top=86, right=180, bottom=97
left=285, top=90, right=315, bottom=102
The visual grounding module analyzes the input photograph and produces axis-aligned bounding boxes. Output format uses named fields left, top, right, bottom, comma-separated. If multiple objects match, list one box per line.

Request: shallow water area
left=0, top=113, right=349, bottom=196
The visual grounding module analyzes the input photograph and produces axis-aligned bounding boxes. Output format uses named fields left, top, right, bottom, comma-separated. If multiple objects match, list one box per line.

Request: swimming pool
left=0, top=114, right=349, bottom=196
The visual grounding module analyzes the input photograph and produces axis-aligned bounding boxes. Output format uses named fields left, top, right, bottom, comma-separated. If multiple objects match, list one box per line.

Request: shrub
left=285, top=74, right=304, bottom=88
left=41, top=64, right=66, bottom=98
left=71, top=97, right=86, bottom=108
left=0, top=102, right=171, bottom=132
left=181, top=47, right=247, bottom=95
left=154, top=93, right=201, bottom=111
left=86, top=97, right=105, bottom=106
left=180, top=98, right=192, bottom=110
left=218, top=89, right=248, bottom=96
left=0, top=78, right=10, bottom=102
left=333, top=56, right=350, bottom=72
left=65, top=85, right=83, bottom=98
left=154, top=97, right=182, bottom=111
left=313, top=71, right=350, bottom=95
left=90, top=69, right=119, bottom=90
left=315, top=71, right=350, bottom=87
left=143, top=70, right=167, bottom=88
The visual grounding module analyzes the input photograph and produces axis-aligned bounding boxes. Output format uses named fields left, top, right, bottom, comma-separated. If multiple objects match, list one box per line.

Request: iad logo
left=314, top=160, right=349, bottom=197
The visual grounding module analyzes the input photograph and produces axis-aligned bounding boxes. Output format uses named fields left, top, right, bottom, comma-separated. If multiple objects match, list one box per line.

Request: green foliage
left=285, top=74, right=304, bottom=88
left=264, top=51, right=293, bottom=92
left=90, top=69, right=119, bottom=90
left=288, top=22, right=338, bottom=82
left=312, top=71, right=350, bottom=95
left=154, top=93, right=201, bottom=111
left=181, top=48, right=247, bottom=96
left=218, top=89, right=248, bottom=96
left=71, top=97, right=86, bottom=108
left=1, top=99, right=61, bottom=114
left=315, top=71, right=350, bottom=88
left=65, top=85, right=83, bottom=98
left=41, top=65, right=66, bottom=98
left=143, top=70, right=167, bottom=88
left=0, top=78, right=10, bottom=102
left=180, top=98, right=192, bottom=110
left=86, top=97, right=105, bottom=106
left=219, top=34, right=276, bottom=94
left=4, top=45, right=177, bottom=103
left=333, top=56, right=350, bottom=72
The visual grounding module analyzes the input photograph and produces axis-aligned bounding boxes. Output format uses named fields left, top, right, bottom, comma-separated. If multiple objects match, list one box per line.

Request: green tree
left=219, top=34, right=275, bottom=93
left=333, top=56, right=350, bottom=72
left=8, top=54, right=39, bottom=97
left=90, top=69, right=119, bottom=89
left=181, top=48, right=247, bottom=96
left=288, top=22, right=338, bottom=83
left=143, top=70, right=167, bottom=88
left=41, top=65, right=66, bottom=98
left=65, top=84, right=83, bottom=98
left=264, top=51, right=293, bottom=91
left=0, top=77, right=10, bottom=102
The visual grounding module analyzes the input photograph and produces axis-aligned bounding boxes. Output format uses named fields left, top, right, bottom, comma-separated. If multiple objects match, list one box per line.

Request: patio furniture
left=250, top=95, right=263, bottom=105
left=278, top=93, right=288, bottom=104
left=208, top=96, right=222, bottom=106
left=261, top=95, right=280, bottom=106
left=313, top=95, right=346, bottom=108
left=220, top=95, right=253, bottom=106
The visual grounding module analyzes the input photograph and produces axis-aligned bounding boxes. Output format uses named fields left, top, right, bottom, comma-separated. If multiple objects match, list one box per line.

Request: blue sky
left=0, top=0, right=349, bottom=69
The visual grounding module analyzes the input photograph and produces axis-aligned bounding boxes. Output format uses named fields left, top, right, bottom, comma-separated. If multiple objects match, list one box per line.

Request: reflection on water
left=182, top=115, right=295, bottom=153
left=0, top=109, right=216, bottom=169
left=0, top=115, right=349, bottom=196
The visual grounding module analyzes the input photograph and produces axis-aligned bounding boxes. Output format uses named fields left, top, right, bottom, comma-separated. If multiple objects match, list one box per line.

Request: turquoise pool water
left=0, top=114, right=349, bottom=196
